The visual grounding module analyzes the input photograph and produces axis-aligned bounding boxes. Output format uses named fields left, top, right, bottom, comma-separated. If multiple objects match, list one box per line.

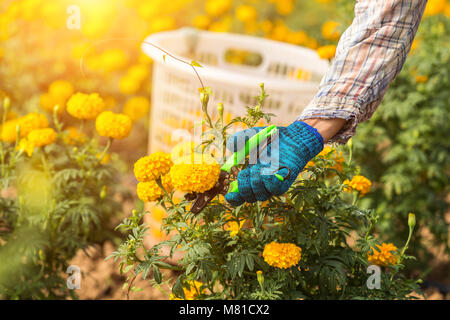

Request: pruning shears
left=186, top=125, right=288, bottom=214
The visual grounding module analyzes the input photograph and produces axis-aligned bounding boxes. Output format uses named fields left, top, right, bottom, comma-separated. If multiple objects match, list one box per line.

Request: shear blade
left=190, top=171, right=229, bottom=214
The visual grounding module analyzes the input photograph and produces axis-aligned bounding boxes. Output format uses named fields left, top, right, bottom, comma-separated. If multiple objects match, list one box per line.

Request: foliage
left=351, top=15, right=450, bottom=270
left=110, top=87, right=422, bottom=300
left=0, top=106, right=130, bottom=299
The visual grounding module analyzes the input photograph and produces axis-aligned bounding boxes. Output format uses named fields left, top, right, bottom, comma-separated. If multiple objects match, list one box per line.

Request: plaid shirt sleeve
left=297, top=0, right=427, bottom=143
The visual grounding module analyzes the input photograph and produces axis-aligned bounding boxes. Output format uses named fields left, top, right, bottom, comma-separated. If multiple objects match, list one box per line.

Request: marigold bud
left=408, top=213, right=416, bottom=229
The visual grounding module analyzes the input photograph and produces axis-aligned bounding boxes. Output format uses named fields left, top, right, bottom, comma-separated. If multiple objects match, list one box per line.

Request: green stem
left=399, top=228, right=413, bottom=264
left=98, top=137, right=112, bottom=164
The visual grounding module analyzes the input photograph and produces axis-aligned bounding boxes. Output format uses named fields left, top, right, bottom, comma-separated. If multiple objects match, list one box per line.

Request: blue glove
left=225, top=121, right=324, bottom=206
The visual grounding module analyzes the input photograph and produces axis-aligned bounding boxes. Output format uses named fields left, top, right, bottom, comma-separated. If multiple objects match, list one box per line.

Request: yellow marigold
left=193, top=15, right=211, bottom=29
left=48, top=80, right=74, bottom=100
left=275, top=0, right=294, bottom=15
left=119, top=75, right=141, bottom=94
left=134, top=152, right=173, bottom=182
left=96, top=152, right=111, bottom=165
left=169, top=154, right=220, bottom=193
left=321, top=21, right=340, bottom=41
left=415, top=75, right=428, bottom=83
left=306, top=145, right=344, bottom=172
left=27, top=128, right=56, bottom=147
left=64, top=126, right=86, bottom=145
left=263, top=242, right=302, bottom=269
left=225, top=218, right=246, bottom=237
left=0, top=119, right=19, bottom=142
left=236, top=5, right=257, bottom=23
left=343, top=175, right=372, bottom=196
left=424, top=0, right=446, bottom=16
left=127, top=64, right=150, bottom=82
left=136, top=175, right=172, bottom=202
left=2, top=113, right=50, bottom=142
left=170, top=281, right=205, bottom=300
left=16, top=138, right=34, bottom=157
left=317, top=45, right=336, bottom=60
left=67, top=92, right=105, bottom=120
left=368, top=243, right=398, bottom=267
left=205, top=0, right=231, bottom=17
left=39, top=93, right=66, bottom=113
left=95, top=111, right=132, bottom=139
left=123, top=96, right=150, bottom=122
left=286, top=30, right=308, bottom=45
left=96, top=49, right=128, bottom=73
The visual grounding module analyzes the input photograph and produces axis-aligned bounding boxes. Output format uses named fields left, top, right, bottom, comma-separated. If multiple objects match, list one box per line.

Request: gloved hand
left=225, top=121, right=324, bottom=206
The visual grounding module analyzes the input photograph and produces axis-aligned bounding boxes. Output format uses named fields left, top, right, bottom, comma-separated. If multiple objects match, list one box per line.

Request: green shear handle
left=221, top=125, right=285, bottom=193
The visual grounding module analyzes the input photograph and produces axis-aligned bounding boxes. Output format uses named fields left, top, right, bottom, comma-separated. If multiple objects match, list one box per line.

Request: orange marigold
left=368, top=243, right=398, bottom=267
left=263, top=242, right=302, bottom=269
left=170, top=281, right=205, bottom=300
left=343, top=175, right=372, bottom=196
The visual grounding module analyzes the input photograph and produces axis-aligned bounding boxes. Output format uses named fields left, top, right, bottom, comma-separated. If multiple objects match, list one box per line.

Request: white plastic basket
left=142, top=28, right=329, bottom=153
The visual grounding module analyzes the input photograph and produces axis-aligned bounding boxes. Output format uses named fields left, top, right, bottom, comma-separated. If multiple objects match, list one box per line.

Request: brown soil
left=69, top=240, right=175, bottom=300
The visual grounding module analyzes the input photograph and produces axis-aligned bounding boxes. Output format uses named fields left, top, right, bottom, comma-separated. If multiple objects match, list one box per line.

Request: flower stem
left=98, top=137, right=112, bottom=164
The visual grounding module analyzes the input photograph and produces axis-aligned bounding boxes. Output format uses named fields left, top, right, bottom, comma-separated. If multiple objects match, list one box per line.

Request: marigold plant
left=111, top=86, right=422, bottom=300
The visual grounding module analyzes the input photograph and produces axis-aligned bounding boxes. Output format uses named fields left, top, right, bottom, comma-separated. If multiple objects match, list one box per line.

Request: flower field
left=0, top=0, right=449, bottom=300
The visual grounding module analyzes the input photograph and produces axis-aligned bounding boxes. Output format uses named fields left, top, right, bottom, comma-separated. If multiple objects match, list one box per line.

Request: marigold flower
left=67, top=92, right=105, bottom=120
left=424, top=0, right=446, bottom=16
left=415, top=75, right=428, bottom=83
left=317, top=45, right=336, bottom=60
left=48, top=80, right=74, bottom=100
left=119, top=75, right=141, bottom=94
left=169, top=154, right=220, bottom=193
left=236, top=5, right=257, bottom=23
left=224, top=218, right=245, bottom=237
left=27, top=128, right=56, bottom=147
left=343, top=175, right=372, bottom=196
left=95, top=111, right=132, bottom=139
left=170, top=281, right=205, bottom=300
left=205, top=0, right=231, bottom=17
left=275, top=0, right=294, bottom=15
left=16, top=138, right=34, bottom=157
left=321, top=21, right=340, bottom=41
left=39, top=93, right=66, bottom=113
left=0, top=119, right=19, bottom=142
left=134, top=152, right=173, bottom=182
left=123, top=96, right=150, bottom=122
left=96, top=152, right=111, bottom=165
left=193, top=15, right=211, bottom=29
left=263, top=242, right=302, bottom=269
left=127, top=64, right=150, bottom=82
left=136, top=175, right=172, bottom=202
left=306, top=145, right=344, bottom=172
left=18, top=113, right=49, bottom=137
left=368, top=243, right=398, bottom=267
left=64, top=126, right=86, bottom=145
